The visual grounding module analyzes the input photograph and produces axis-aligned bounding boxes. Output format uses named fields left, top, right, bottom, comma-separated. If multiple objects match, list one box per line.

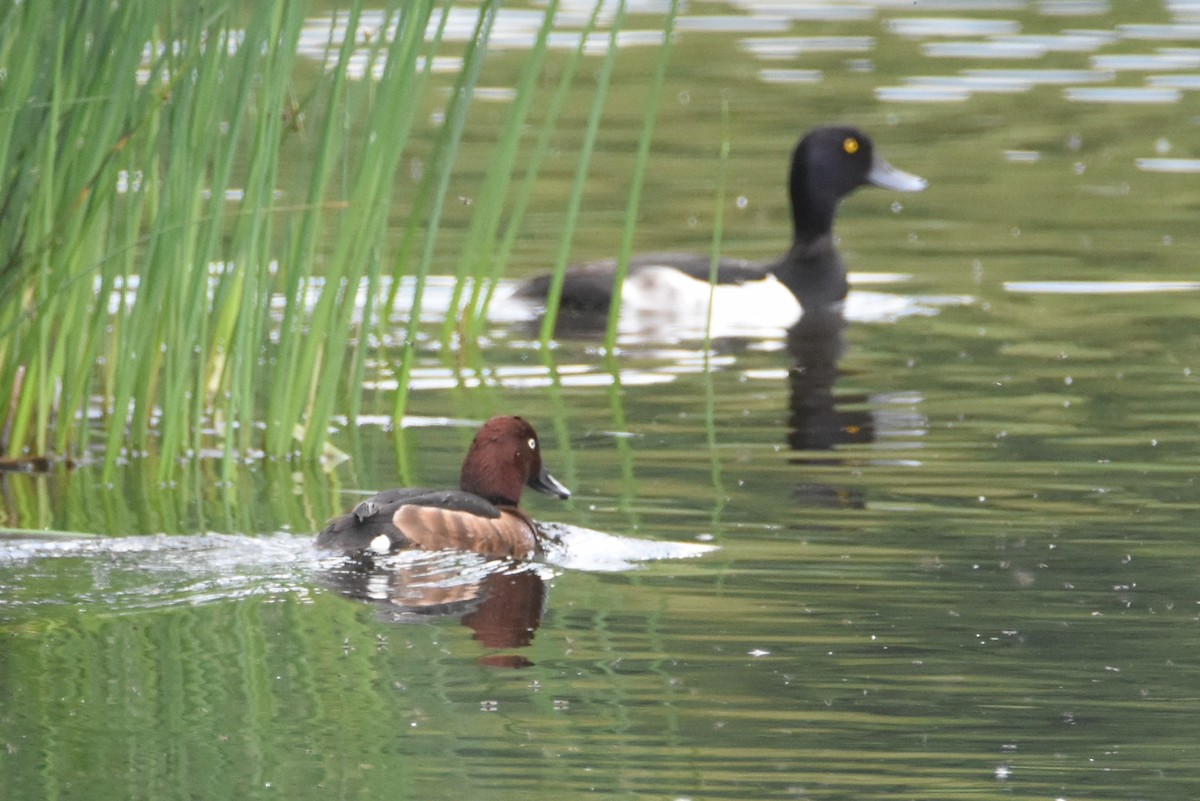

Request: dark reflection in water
left=787, top=308, right=861, bottom=451
left=323, top=557, right=547, bottom=668
left=786, top=308, right=871, bottom=508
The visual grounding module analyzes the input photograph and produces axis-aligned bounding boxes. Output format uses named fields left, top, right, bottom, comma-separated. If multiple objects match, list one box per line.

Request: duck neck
left=460, top=468, right=521, bottom=509
left=790, top=190, right=839, bottom=246
left=776, top=154, right=848, bottom=308
left=771, top=235, right=848, bottom=310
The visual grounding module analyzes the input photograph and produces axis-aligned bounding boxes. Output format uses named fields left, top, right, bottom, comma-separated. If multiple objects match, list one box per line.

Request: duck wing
left=516, top=253, right=765, bottom=312
left=392, top=504, right=540, bottom=559
left=316, top=489, right=503, bottom=555
left=351, top=489, right=501, bottom=521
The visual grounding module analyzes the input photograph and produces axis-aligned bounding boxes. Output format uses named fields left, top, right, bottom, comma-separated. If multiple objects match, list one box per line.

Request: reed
left=291, top=0, right=445, bottom=462
left=0, top=0, right=677, bottom=473
left=535, top=0, right=629, bottom=345
left=468, top=0, right=607, bottom=339
left=389, top=0, right=498, bottom=428
left=703, top=100, right=733, bottom=526
left=602, top=0, right=679, bottom=352
left=442, top=0, right=561, bottom=345
left=704, top=99, right=733, bottom=345
left=0, top=0, right=448, bottom=470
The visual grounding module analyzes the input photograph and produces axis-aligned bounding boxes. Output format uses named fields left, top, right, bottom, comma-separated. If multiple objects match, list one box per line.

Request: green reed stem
left=472, top=0, right=606, bottom=334
left=390, top=0, right=497, bottom=427
left=442, top=0, right=560, bottom=344
left=602, top=350, right=640, bottom=528
left=703, top=99, right=732, bottom=524
left=296, top=0, right=439, bottom=462
left=0, top=0, right=679, bottom=474
left=265, top=2, right=374, bottom=459
left=338, top=0, right=447, bottom=441
left=378, top=1, right=451, bottom=321
left=704, top=98, right=732, bottom=346
left=536, top=0, right=628, bottom=345
left=602, top=0, right=679, bottom=352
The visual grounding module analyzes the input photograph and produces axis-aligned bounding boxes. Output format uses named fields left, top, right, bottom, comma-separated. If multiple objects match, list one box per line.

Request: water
left=4, top=1, right=1200, bottom=798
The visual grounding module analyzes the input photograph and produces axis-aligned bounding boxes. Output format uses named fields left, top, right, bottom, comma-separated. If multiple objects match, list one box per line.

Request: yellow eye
left=843, top=137, right=859, bottom=154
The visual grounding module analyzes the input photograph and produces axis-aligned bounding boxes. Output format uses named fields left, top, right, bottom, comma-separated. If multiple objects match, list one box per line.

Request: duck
left=315, top=416, right=571, bottom=559
left=513, top=125, right=926, bottom=331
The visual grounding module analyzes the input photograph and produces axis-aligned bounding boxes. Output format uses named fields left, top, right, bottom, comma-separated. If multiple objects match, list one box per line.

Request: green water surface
left=3, top=1, right=1200, bottom=799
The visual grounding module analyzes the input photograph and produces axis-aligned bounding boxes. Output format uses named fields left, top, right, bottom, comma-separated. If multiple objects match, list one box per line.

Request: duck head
left=459, top=416, right=571, bottom=507
left=789, top=126, right=926, bottom=241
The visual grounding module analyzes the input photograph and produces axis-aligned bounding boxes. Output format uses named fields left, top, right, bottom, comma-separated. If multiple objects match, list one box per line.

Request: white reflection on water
left=887, top=18, right=1022, bottom=38
left=1063, top=86, right=1182, bottom=103
left=1117, top=23, right=1200, bottom=40
left=543, top=30, right=667, bottom=53
left=901, top=0, right=1024, bottom=8
left=391, top=366, right=678, bottom=393
left=297, top=6, right=670, bottom=79
left=727, top=1, right=876, bottom=22
left=1003, top=281, right=1200, bottom=294
left=876, top=85, right=972, bottom=103
left=758, top=69, right=823, bottom=84
left=922, top=41, right=1047, bottom=59
left=990, top=32, right=1115, bottom=51
left=1037, top=0, right=1111, bottom=15
left=904, top=74, right=1035, bottom=93
left=739, top=35, right=875, bottom=60
left=1004, top=150, right=1042, bottom=162
left=675, top=15, right=790, bottom=34
left=962, top=67, right=1115, bottom=84
left=1147, top=73, right=1200, bottom=88
left=1135, top=157, right=1200, bottom=172
left=881, top=66, right=1126, bottom=102
left=1092, top=51, right=1200, bottom=70
left=469, top=87, right=518, bottom=102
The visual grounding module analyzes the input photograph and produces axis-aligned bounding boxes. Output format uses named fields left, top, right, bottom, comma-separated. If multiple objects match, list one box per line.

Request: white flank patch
left=618, top=267, right=804, bottom=336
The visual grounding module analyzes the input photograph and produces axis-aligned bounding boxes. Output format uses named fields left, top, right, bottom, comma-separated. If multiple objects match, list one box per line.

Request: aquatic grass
left=469, top=0, right=608, bottom=338
left=536, top=0, right=629, bottom=345
left=289, top=0, right=446, bottom=461
left=389, top=0, right=498, bottom=428
left=602, top=0, right=679, bottom=353
left=214, top=7, right=307, bottom=472
left=0, top=0, right=678, bottom=473
left=0, top=0, right=461, bottom=470
left=2, top=0, right=166, bottom=467
left=703, top=99, right=732, bottom=347
left=441, top=0, right=561, bottom=345
left=703, top=101, right=732, bottom=530
left=601, top=350, right=641, bottom=527
left=264, top=1, right=413, bottom=460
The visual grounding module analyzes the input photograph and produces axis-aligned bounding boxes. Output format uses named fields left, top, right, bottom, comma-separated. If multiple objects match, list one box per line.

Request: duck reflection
left=324, top=556, right=546, bottom=668
left=786, top=307, right=870, bottom=509
left=786, top=307, right=875, bottom=452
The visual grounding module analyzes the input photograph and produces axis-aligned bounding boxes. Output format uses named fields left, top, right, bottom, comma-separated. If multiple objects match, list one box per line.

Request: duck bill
left=529, top=463, right=571, bottom=499
left=868, top=156, right=927, bottom=192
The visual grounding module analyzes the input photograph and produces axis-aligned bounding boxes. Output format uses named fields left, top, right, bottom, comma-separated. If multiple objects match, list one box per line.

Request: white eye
left=527, top=437, right=537, bottom=450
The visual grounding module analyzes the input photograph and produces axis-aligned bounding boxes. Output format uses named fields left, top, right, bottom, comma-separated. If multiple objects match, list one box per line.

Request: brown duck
left=316, top=416, right=571, bottom=559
